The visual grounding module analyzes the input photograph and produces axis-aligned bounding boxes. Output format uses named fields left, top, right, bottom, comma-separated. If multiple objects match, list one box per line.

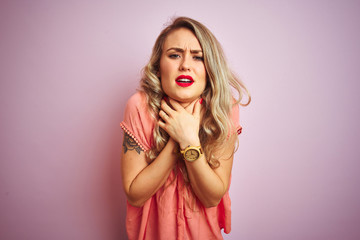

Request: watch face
left=185, top=149, right=200, bottom=161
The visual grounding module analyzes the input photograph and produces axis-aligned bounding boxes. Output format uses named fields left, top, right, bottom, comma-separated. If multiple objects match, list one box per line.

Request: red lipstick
left=175, top=75, right=194, bottom=87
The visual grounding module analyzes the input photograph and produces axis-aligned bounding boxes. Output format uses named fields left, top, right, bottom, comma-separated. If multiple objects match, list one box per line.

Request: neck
left=179, top=101, right=192, bottom=108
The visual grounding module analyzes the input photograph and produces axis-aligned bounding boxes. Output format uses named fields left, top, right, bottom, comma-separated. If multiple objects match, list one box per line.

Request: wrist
left=180, top=145, right=203, bottom=162
left=179, top=138, right=200, bottom=150
left=167, top=137, right=177, bottom=149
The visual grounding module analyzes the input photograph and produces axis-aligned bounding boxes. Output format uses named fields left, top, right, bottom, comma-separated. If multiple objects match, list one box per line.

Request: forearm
left=185, top=156, right=228, bottom=207
left=125, top=138, right=178, bottom=207
left=158, top=97, right=233, bottom=207
left=179, top=135, right=235, bottom=208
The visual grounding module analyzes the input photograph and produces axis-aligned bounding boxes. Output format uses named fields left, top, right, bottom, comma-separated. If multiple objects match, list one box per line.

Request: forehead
left=163, top=27, right=202, bottom=50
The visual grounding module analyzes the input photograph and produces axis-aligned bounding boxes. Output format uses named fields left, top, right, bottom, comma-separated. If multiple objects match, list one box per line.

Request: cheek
left=160, top=67, right=171, bottom=88
left=159, top=61, right=176, bottom=88
left=196, top=63, right=206, bottom=77
left=159, top=59, right=172, bottom=77
left=198, top=66, right=207, bottom=83
left=160, top=73, right=171, bottom=94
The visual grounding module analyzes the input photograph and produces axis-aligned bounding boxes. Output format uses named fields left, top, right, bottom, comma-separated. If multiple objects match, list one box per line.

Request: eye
left=193, top=56, right=204, bottom=61
left=169, top=54, right=180, bottom=59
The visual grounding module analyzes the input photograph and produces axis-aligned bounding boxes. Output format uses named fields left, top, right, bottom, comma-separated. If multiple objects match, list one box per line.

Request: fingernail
left=199, top=98, right=203, bottom=104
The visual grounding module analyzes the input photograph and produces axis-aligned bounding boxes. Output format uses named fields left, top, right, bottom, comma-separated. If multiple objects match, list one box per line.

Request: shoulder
left=126, top=91, right=147, bottom=107
left=124, top=91, right=149, bottom=114
left=230, top=101, right=239, bottom=116
left=230, top=99, right=239, bottom=122
left=230, top=101, right=242, bottom=135
left=121, top=91, right=155, bottom=151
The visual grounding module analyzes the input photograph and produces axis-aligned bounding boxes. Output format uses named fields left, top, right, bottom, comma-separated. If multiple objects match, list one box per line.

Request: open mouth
left=176, top=75, right=194, bottom=87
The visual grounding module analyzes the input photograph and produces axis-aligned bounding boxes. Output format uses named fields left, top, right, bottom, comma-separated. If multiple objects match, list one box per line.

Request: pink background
left=1, top=0, right=359, bottom=239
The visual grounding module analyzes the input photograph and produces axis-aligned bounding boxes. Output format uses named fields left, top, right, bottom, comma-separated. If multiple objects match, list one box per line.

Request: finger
left=158, top=120, right=166, bottom=130
left=168, top=98, right=184, bottom=111
left=184, top=99, right=197, bottom=113
left=159, top=110, right=170, bottom=122
left=161, top=100, right=176, bottom=116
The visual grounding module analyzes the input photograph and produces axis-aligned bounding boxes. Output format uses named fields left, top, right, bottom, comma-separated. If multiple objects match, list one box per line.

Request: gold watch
left=180, top=145, right=203, bottom=162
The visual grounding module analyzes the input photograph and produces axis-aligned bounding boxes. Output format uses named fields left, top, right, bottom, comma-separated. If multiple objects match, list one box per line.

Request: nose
left=179, top=55, right=191, bottom=71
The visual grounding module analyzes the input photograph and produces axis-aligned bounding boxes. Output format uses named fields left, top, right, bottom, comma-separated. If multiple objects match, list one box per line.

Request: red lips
left=175, top=75, right=194, bottom=87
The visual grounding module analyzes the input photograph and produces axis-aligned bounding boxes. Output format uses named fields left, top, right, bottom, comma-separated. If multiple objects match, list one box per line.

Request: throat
left=179, top=102, right=192, bottom=108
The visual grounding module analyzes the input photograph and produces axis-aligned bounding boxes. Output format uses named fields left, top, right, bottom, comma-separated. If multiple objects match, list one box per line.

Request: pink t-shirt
left=120, top=91, right=242, bottom=240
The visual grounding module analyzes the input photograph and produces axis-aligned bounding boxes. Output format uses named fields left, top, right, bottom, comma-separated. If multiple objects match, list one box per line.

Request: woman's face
left=159, top=28, right=207, bottom=104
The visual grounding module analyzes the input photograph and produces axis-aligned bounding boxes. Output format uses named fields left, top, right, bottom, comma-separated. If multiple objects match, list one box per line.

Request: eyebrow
left=166, top=47, right=203, bottom=54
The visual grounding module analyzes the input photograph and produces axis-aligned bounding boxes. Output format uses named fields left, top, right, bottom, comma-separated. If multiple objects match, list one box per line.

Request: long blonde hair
left=140, top=16, right=250, bottom=169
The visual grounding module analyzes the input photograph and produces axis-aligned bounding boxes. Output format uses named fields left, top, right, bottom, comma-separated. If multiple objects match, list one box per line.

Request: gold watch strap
left=180, top=145, right=203, bottom=154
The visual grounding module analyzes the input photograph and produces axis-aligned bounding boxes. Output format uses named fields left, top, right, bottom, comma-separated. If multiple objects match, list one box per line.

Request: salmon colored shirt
left=120, top=92, right=242, bottom=240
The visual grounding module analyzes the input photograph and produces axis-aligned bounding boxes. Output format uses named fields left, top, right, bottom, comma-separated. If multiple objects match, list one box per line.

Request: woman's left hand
left=158, top=98, right=203, bottom=149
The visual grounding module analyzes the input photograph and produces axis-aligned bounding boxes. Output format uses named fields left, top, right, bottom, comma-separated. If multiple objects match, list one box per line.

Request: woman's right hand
left=158, top=97, right=203, bottom=149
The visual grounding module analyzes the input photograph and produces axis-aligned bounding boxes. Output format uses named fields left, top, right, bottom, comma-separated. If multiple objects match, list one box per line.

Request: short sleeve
left=230, top=103, right=242, bottom=135
left=120, top=92, right=155, bottom=151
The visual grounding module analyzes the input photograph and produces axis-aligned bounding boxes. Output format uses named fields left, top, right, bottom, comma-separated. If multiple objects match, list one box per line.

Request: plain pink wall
left=1, top=0, right=359, bottom=240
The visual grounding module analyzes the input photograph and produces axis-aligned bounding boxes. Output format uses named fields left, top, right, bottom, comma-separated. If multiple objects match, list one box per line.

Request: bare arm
left=182, top=134, right=236, bottom=207
left=158, top=98, right=236, bottom=207
left=121, top=132, right=178, bottom=207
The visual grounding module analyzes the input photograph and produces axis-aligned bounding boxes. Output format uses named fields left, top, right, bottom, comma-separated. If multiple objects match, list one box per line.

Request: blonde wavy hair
left=140, top=17, right=250, bottom=170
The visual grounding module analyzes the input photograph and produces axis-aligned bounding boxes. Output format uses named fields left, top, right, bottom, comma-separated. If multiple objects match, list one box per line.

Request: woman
left=120, top=17, right=250, bottom=240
